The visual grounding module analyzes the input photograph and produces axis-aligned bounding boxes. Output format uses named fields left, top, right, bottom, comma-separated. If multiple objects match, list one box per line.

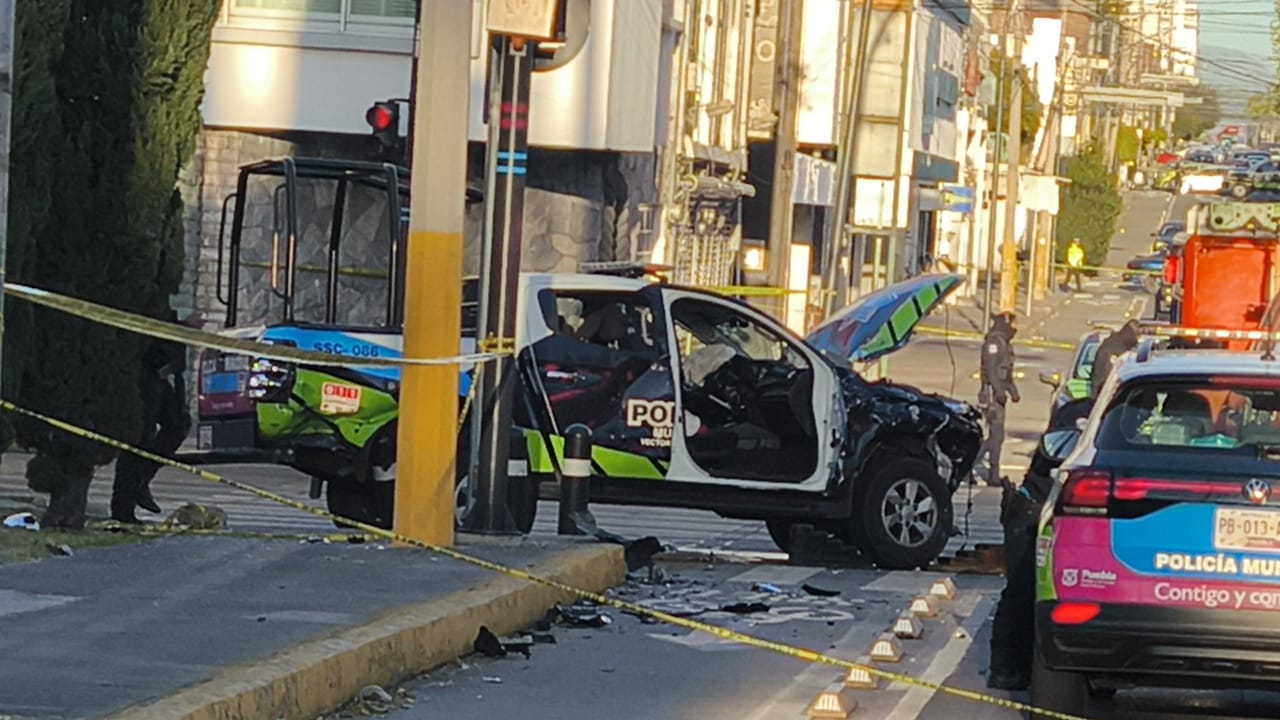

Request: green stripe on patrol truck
left=526, top=430, right=667, bottom=479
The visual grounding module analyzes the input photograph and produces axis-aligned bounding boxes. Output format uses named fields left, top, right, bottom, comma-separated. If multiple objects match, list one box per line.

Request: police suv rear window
left=1097, top=377, right=1280, bottom=453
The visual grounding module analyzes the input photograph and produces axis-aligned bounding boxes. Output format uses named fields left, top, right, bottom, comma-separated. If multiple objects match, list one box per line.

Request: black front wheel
left=325, top=479, right=392, bottom=529
left=765, top=519, right=794, bottom=553
left=1030, top=635, right=1089, bottom=716
left=850, top=456, right=953, bottom=570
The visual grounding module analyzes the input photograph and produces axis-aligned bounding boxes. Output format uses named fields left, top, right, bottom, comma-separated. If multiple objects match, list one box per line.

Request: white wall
left=202, top=0, right=665, bottom=152
left=798, top=0, right=842, bottom=146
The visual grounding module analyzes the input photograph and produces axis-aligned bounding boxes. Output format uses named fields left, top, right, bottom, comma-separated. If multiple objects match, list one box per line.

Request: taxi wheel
left=854, top=457, right=952, bottom=570
left=1030, top=636, right=1088, bottom=715
left=325, top=480, right=389, bottom=530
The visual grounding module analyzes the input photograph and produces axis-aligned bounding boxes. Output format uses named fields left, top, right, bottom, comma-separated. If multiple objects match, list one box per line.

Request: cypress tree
left=13, top=0, right=218, bottom=528
left=1, top=1, right=71, bottom=449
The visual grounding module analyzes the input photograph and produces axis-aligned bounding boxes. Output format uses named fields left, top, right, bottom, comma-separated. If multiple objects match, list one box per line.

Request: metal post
left=983, top=51, right=1003, bottom=317
left=465, top=36, right=533, bottom=535
left=765, top=0, right=805, bottom=319
left=558, top=423, right=593, bottom=535
left=999, top=22, right=1024, bottom=314
left=885, top=8, right=914, bottom=288
left=823, top=0, right=874, bottom=316
left=0, top=0, right=12, bottom=389
left=393, top=0, right=471, bottom=547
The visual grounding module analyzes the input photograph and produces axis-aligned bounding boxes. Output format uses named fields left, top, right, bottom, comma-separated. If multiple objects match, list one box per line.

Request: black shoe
left=111, top=509, right=142, bottom=525
left=136, top=487, right=161, bottom=514
left=986, top=670, right=1030, bottom=691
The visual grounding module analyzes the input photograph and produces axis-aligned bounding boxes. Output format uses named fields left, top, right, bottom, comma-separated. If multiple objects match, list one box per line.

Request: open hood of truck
left=804, top=273, right=965, bottom=364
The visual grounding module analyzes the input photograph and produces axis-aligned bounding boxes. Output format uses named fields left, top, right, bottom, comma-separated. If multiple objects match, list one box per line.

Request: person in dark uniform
left=978, top=312, right=1020, bottom=485
left=987, top=398, right=1093, bottom=690
left=111, top=311, right=197, bottom=523
left=1090, top=319, right=1140, bottom=397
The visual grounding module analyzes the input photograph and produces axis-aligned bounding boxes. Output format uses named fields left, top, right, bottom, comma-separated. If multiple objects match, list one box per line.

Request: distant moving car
left=1032, top=345, right=1280, bottom=714
left=1180, top=171, right=1226, bottom=195
left=1225, top=160, right=1280, bottom=198
left=1037, top=331, right=1103, bottom=410
left=1152, top=166, right=1180, bottom=193
left=1152, top=221, right=1185, bottom=253
left=1185, top=149, right=1219, bottom=164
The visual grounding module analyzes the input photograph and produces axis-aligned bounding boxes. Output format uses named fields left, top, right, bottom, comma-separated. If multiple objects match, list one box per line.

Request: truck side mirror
left=1039, top=370, right=1061, bottom=387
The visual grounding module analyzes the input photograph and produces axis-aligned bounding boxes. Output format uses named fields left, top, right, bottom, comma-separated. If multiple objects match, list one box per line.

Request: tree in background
left=986, top=51, right=1043, bottom=160
left=1057, top=146, right=1122, bottom=268
left=1, top=0, right=71, bottom=451
left=1116, top=125, right=1141, bottom=164
left=1174, top=86, right=1222, bottom=140
left=11, top=0, right=218, bottom=528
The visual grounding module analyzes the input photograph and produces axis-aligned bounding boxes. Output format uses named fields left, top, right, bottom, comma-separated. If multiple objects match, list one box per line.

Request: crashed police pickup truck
left=200, top=269, right=981, bottom=569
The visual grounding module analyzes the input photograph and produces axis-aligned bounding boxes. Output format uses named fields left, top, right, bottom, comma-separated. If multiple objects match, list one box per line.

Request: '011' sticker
left=321, top=382, right=362, bottom=415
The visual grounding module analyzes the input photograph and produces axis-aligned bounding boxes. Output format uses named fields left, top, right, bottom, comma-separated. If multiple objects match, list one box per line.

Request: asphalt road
left=10, top=190, right=1272, bottom=718
left=338, top=191, right=1280, bottom=720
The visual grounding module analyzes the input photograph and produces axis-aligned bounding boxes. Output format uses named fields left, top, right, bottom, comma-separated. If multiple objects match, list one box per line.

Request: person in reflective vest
left=1063, top=238, right=1085, bottom=292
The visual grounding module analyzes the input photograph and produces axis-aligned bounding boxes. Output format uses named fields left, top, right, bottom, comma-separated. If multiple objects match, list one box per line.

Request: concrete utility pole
left=765, top=0, right=805, bottom=318
left=0, top=0, right=13, bottom=387
left=394, top=1, right=472, bottom=547
left=823, top=0, right=874, bottom=316
left=999, top=23, right=1024, bottom=314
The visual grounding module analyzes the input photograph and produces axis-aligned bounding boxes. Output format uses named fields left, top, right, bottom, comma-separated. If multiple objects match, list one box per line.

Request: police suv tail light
left=247, top=357, right=295, bottom=402
left=1061, top=469, right=1112, bottom=514
left=1051, top=602, right=1101, bottom=626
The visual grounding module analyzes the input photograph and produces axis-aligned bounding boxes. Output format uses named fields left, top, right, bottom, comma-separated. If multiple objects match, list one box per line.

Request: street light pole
left=765, top=0, right=805, bottom=319
left=393, top=1, right=472, bottom=547
left=0, top=0, right=14, bottom=391
left=464, top=35, right=533, bottom=535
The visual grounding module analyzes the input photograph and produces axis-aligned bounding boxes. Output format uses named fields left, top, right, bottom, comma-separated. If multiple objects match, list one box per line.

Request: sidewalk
left=0, top=533, right=624, bottom=720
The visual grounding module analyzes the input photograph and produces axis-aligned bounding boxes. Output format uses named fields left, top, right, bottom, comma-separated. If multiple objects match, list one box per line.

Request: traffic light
left=366, top=101, right=399, bottom=148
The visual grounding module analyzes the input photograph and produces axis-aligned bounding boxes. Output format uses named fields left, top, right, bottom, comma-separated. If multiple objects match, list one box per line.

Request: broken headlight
left=247, top=357, right=295, bottom=403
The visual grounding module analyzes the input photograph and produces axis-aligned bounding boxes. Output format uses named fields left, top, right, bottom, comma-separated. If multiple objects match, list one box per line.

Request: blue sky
left=1197, top=0, right=1276, bottom=118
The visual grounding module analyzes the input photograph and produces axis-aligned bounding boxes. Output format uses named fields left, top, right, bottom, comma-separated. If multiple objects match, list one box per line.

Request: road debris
left=556, top=601, right=614, bottom=627
left=2, top=512, right=38, bottom=531
left=801, top=583, right=841, bottom=597
left=482, top=676, right=503, bottom=684
left=474, top=626, right=534, bottom=658
left=719, top=602, right=769, bottom=615
left=46, top=542, right=73, bottom=557
left=474, top=626, right=506, bottom=658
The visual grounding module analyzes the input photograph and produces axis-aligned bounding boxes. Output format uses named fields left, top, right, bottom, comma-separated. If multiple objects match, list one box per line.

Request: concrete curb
left=106, top=542, right=626, bottom=720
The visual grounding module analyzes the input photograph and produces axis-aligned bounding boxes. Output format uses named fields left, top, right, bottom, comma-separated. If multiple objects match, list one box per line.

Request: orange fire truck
left=1161, top=200, right=1280, bottom=350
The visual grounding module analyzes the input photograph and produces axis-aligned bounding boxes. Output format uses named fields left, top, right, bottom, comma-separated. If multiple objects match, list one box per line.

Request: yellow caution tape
left=0, top=397, right=1086, bottom=720
left=1053, top=262, right=1161, bottom=275
left=4, top=283, right=505, bottom=367
left=704, top=285, right=806, bottom=297
left=915, top=324, right=1077, bottom=350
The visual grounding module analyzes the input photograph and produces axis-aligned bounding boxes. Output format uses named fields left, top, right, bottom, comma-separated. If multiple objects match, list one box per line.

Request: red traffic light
left=366, top=103, right=396, bottom=133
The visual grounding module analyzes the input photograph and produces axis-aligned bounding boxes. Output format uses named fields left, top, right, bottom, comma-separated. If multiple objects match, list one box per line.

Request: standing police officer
left=111, top=311, right=197, bottom=523
left=979, top=312, right=1020, bottom=485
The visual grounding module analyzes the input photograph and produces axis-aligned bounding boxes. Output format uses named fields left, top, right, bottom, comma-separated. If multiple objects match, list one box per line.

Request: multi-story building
left=182, top=0, right=669, bottom=321
left=1169, top=0, right=1199, bottom=80
left=832, top=0, right=972, bottom=297
left=649, top=0, right=756, bottom=289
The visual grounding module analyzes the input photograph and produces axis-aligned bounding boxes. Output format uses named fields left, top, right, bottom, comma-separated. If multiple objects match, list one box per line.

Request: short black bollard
left=558, top=423, right=593, bottom=535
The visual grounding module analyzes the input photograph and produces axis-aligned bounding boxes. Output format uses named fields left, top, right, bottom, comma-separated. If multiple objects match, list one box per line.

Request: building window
left=349, top=0, right=415, bottom=19
left=229, top=0, right=413, bottom=22
left=233, top=0, right=341, bottom=13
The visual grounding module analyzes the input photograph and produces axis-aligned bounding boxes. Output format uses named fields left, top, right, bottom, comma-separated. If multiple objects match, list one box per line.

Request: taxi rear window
left=1097, top=377, right=1280, bottom=452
